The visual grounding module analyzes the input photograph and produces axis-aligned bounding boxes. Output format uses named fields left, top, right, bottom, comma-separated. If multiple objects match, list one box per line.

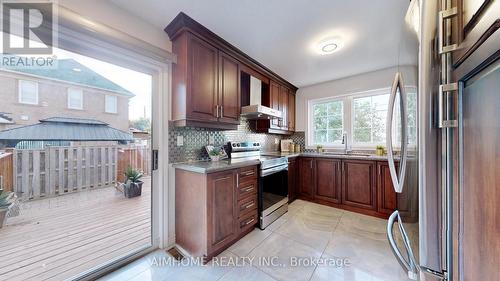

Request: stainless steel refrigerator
left=387, top=0, right=500, bottom=280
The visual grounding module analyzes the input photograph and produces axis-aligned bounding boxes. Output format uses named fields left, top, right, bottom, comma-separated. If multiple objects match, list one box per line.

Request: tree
left=129, top=118, right=151, bottom=133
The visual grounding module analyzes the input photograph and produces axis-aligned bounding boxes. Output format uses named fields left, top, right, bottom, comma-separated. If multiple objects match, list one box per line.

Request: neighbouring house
left=0, top=58, right=134, bottom=132
left=0, top=117, right=133, bottom=149
left=0, top=113, right=15, bottom=131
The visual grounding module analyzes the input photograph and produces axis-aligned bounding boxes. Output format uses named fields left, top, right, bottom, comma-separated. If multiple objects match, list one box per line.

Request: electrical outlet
left=177, top=135, right=184, bottom=146
left=209, top=135, right=215, bottom=145
left=275, top=138, right=279, bottom=144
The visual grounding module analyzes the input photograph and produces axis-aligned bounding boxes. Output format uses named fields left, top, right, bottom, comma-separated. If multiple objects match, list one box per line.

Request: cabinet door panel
left=207, top=170, right=237, bottom=252
left=279, top=86, right=288, bottom=130
left=288, top=158, right=297, bottom=202
left=314, top=158, right=341, bottom=204
left=377, top=162, right=397, bottom=214
left=298, top=158, right=314, bottom=198
left=218, top=51, right=240, bottom=124
left=342, top=160, right=376, bottom=210
left=288, top=92, right=295, bottom=131
left=188, top=34, right=218, bottom=121
left=270, top=81, right=280, bottom=129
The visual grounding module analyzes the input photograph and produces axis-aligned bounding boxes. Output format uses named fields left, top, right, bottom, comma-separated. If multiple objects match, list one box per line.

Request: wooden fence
left=0, top=152, right=13, bottom=192
left=117, top=146, right=151, bottom=183
left=13, top=146, right=119, bottom=199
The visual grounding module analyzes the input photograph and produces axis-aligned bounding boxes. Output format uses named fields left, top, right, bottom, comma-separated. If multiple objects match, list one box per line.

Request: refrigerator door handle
left=387, top=210, right=419, bottom=280
left=386, top=72, right=408, bottom=193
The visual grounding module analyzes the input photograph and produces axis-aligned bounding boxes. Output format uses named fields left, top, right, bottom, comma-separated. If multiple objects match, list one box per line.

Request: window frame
left=307, top=87, right=406, bottom=150
left=104, top=94, right=118, bottom=114
left=18, top=80, right=39, bottom=105
left=67, top=88, right=84, bottom=110
left=307, top=96, right=347, bottom=149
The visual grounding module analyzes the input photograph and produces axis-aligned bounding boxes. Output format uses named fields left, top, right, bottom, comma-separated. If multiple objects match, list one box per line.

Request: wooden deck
left=0, top=177, right=152, bottom=281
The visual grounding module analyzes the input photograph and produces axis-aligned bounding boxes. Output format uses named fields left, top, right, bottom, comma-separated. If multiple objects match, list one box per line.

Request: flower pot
left=375, top=148, right=384, bottom=156
left=124, top=181, right=143, bottom=198
left=0, top=208, right=8, bottom=229
left=210, top=155, right=220, bottom=161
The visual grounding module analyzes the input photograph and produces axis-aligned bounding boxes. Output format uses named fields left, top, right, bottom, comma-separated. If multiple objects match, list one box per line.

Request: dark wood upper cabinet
left=218, top=51, right=240, bottom=124
left=288, top=92, right=295, bottom=131
left=377, top=161, right=397, bottom=215
left=165, top=12, right=298, bottom=131
left=298, top=157, right=314, bottom=198
left=188, top=34, right=219, bottom=122
left=341, top=160, right=376, bottom=210
left=314, top=158, right=341, bottom=204
left=279, top=85, right=289, bottom=130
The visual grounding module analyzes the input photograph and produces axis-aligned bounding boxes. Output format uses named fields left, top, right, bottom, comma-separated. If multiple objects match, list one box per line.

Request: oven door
left=259, top=164, right=288, bottom=229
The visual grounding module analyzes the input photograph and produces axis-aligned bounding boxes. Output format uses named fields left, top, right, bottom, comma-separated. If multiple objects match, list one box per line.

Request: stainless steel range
left=226, top=142, right=288, bottom=229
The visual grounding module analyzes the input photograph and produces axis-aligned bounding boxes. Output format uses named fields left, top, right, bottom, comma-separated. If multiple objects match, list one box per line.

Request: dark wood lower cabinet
left=292, top=157, right=400, bottom=219
left=314, top=158, right=341, bottom=204
left=287, top=157, right=297, bottom=202
left=175, top=165, right=258, bottom=260
left=207, top=170, right=238, bottom=254
left=377, top=161, right=398, bottom=215
left=298, top=157, right=314, bottom=198
left=341, top=160, right=377, bottom=210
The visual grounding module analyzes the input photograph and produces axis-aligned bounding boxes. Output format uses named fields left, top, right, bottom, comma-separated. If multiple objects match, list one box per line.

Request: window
left=311, top=99, right=344, bottom=145
left=308, top=88, right=417, bottom=148
left=352, top=94, right=390, bottom=145
left=18, top=80, right=38, bottom=105
left=67, top=88, right=83, bottom=109
left=105, top=95, right=117, bottom=113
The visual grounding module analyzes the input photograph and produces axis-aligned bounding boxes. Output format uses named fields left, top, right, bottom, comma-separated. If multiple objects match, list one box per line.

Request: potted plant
left=123, top=167, right=143, bottom=198
left=208, top=147, right=222, bottom=161
left=0, top=189, right=13, bottom=228
left=316, top=145, right=324, bottom=153
left=375, top=145, right=385, bottom=156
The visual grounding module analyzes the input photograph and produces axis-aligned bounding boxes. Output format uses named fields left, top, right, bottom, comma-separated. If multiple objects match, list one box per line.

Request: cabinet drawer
left=238, top=212, right=257, bottom=233
left=238, top=166, right=258, bottom=182
left=238, top=195, right=257, bottom=218
left=238, top=181, right=257, bottom=200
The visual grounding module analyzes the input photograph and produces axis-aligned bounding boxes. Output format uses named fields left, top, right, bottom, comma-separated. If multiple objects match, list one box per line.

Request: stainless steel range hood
left=241, top=76, right=282, bottom=120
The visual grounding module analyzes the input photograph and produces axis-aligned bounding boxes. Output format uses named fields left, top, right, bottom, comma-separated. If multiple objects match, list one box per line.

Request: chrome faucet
left=342, top=132, right=352, bottom=154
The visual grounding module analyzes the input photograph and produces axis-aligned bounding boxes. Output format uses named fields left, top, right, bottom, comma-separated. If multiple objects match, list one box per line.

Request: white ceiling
left=109, top=0, right=418, bottom=88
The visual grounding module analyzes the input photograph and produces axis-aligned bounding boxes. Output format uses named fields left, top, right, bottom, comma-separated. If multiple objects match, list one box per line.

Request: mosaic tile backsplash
left=168, top=121, right=306, bottom=163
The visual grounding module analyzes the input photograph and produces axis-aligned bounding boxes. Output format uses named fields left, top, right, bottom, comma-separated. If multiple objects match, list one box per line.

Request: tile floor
left=100, top=200, right=410, bottom=281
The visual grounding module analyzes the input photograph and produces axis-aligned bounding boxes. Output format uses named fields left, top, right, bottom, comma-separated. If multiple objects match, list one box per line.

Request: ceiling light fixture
left=316, top=38, right=342, bottom=55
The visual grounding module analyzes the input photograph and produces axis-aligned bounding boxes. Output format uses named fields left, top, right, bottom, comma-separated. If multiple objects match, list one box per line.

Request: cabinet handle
left=310, top=161, right=313, bottom=169
left=241, top=171, right=255, bottom=176
left=242, top=202, right=255, bottom=210
left=236, top=174, right=239, bottom=187
left=220, top=105, right=224, bottom=118
left=243, top=186, right=254, bottom=192
left=215, top=105, right=219, bottom=118
left=243, top=218, right=255, bottom=226
left=438, top=7, right=459, bottom=54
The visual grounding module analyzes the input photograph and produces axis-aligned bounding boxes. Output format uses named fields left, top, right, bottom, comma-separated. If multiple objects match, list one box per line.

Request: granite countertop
left=173, top=158, right=261, bottom=174
left=261, top=151, right=399, bottom=161
left=174, top=151, right=401, bottom=174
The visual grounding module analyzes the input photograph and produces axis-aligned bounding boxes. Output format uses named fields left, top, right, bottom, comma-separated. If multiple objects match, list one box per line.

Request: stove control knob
left=236, top=143, right=241, bottom=147
left=232, top=143, right=236, bottom=147
left=254, top=143, right=259, bottom=146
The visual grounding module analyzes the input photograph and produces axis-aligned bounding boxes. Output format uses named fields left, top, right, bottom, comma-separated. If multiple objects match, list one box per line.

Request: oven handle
left=260, top=164, right=288, bottom=177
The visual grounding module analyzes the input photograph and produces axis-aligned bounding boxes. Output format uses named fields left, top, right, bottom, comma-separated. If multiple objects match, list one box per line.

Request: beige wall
left=295, top=65, right=418, bottom=132
left=0, top=72, right=130, bottom=131
left=58, top=0, right=172, bottom=52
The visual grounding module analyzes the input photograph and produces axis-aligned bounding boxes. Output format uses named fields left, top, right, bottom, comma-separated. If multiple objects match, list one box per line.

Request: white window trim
left=67, top=88, right=84, bottom=110
left=307, top=97, right=347, bottom=149
left=105, top=95, right=118, bottom=114
left=18, top=80, right=39, bottom=105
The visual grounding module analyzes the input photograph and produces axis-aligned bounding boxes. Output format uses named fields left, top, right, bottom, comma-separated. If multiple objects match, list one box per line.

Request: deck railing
left=11, top=145, right=150, bottom=200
